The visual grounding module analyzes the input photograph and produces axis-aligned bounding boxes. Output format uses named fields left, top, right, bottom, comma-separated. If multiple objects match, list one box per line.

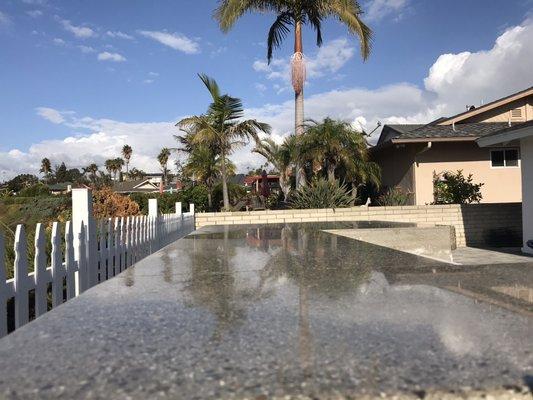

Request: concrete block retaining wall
left=195, top=203, right=522, bottom=248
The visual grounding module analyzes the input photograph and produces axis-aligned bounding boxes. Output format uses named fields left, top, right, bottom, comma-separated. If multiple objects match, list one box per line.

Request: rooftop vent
left=511, top=108, right=522, bottom=118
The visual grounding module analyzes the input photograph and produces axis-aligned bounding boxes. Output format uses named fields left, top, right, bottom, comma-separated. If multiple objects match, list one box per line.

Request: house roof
left=48, top=182, right=73, bottom=191
left=374, top=122, right=512, bottom=149
left=244, top=175, right=280, bottom=185
left=397, top=122, right=510, bottom=140
left=113, top=179, right=158, bottom=193
left=437, top=86, right=533, bottom=125
left=477, top=120, right=533, bottom=147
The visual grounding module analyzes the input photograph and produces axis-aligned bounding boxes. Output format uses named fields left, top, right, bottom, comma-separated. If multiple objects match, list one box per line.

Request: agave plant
left=290, top=178, right=352, bottom=209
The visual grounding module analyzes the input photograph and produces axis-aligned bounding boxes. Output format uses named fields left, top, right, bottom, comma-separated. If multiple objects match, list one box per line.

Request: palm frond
left=267, top=12, right=293, bottom=63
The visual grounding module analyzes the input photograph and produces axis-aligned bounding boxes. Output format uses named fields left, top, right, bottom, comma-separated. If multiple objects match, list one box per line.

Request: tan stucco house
left=478, top=120, right=533, bottom=255
left=372, top=86, right=533, bottom=205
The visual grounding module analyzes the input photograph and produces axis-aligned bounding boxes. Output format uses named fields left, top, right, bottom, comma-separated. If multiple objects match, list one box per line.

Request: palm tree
left=83, top=163, right=99, bottom=182
left=122, top=145, right=133, bottom=174
left=114, top=158, right=125, bottom=181
left=301, top=117, right=380, bottom=199
left=128, top=167, right=146, bottom=180
left=215, top=0, right=372, bottom=189
left=253, top=137, right=293, bottom=202
left=39, top=158, right=52, bottom=180
left=157, top=148, right=171, bottom=185
left=104, top=159, right=114, bottom=177
left=177, top=74, right=271, bottom=211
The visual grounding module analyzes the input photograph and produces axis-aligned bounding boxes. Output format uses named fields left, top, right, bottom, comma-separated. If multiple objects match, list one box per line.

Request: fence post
left=148, top=198, right=159, bottom=251
left=72, top=188, right=96, bottom=293
left=175, top=202, right=182, bottom=216
left=189, top=203, right=195, bottom=215
left=0, top=232, right=6, bottom=337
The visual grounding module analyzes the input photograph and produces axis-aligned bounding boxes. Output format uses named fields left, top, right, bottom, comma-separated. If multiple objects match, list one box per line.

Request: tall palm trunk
left=294, top=20, right=306, bottom=189
left=220, top=149, right=230, bottom=210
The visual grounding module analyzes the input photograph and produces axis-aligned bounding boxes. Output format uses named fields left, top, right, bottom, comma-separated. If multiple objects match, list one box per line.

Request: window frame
left=490, top=148, right=520, bottom=169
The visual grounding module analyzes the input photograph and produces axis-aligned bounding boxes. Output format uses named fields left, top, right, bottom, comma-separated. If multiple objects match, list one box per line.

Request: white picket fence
left=0, top=189, right=195, bottom=338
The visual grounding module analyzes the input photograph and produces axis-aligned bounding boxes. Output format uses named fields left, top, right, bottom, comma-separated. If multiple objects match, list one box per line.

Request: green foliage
left=129, top=185, right=210, bottom=214
left=377, top=187, right=412, bottom=206
left=290, top=179, right=353, bottom=209
left=6, top=174, right=39, bottom=193
left=433, top=170, right=484, bottom=204
left=213, top=182, right=247, bottom=209
left=18, top=183, right=51, bottom=197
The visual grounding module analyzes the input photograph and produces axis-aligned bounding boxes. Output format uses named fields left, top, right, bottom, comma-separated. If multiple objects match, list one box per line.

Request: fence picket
left=51, top=222, right=63, bottom=308
left=65, top=221, right=76, bottom=300
left=0, top=232, right=7, bottom=337
left=34, top=223, right=47, bottom=317
left=77, top=223, right=87, bottom=295
left=14, top=225, right=29, bottom=328
left=3, top=195, right=195, bottom=337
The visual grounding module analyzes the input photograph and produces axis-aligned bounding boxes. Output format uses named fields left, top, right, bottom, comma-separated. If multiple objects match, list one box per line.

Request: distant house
left=372, top=86, right=533, bottom=205
left=243, top=175, right=280, bottom=193
left=113, top=178, right=183, bottom=194
left=49, top=182, right=73, bottom=195
left=113, top=179, right=159, bottom=194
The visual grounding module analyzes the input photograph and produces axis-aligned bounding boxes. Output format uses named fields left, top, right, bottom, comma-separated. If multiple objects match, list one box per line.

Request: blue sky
left=1, top=0, right=533, bottom=178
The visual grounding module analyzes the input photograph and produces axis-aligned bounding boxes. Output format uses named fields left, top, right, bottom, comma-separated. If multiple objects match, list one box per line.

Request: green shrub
left=290, top=179, right=352, bottom=209
left=213, top=182, right=247, bottom=210
left=433, top=170, right=483, bottom=204
left=129, top=185, right=209, bottom=214
left=377, top=187, right=412, bottom=206
left=18, top=183, right=51, bottom=197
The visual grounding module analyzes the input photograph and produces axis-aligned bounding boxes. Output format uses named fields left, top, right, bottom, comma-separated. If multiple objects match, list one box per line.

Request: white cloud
left=143, top=79, right=154, bottom=84
left=106, top=30, right=133, bottom=40
left=138, top=30, right=200, bottom=54
left=253, top=38, right=355, bottom=87
left=26, top=10, right=43, bottom=18
left=78, top=45, right=96, bottom=53
left=36, top=107, right=69, bottom=124
left=97, top=51, right=126, bottom=62
left=148, top=71, right=159, bottom=77
left=53, top=37, right=66, bottom=46
left=60, top=19, right=96, bottom=38
left=365, top=0, right=409, bottom=22
left=22, top=0, right=47, bottom=4
left=0, top=110, right=182, bottom=179
left=254, top=83, right=267, bottom=92
left=0, top=11, right=12, bottom=27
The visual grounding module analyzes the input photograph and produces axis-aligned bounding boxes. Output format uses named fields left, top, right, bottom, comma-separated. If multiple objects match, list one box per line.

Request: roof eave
left=477, top=125, right=533, bottom=147
left=391, top=136, right=478, bottom=144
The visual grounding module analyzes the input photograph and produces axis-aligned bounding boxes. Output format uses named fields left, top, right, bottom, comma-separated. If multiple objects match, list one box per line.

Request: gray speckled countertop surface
left=0, top=222, right=531, bottom=399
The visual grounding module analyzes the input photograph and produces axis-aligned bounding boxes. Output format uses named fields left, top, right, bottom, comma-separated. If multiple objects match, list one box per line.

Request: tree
left=54, top=162, right=69, bottom=183
left=215, top=0, right=372, bottom=188
left=122, top=145, right=133, bottom=173
left=83, top=163, right=99, bottom=182
left=105, top=159, right=114, bottom=177
left=177, top=74, right=271, bottom=210
left=114, top=158, right=125, bottom=181
left=157, top=148, right=171, bottom=185
left=128, top=167, right=146, bottom=180
left=6, top=174, right=39, bottom=193
left=253, top=137, right=293, bottom=202
left=39, top=158, right=52, bottom=180
left=300, top=118, right=380, bottom=200
left=433, top=170, right=484, bottom=204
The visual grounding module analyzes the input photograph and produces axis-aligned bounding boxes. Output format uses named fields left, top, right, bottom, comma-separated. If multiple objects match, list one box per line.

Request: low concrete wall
left=195, top=203, right=522, bottom=248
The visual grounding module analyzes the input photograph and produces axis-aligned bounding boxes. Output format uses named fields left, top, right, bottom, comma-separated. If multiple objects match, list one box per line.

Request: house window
left=491, top=149, right=519, bottom=168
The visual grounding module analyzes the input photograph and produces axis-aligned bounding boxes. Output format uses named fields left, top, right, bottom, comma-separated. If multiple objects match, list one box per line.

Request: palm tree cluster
left=254, top=118, right=380, bottom=203
left=177, top=74, right=271, bottom=211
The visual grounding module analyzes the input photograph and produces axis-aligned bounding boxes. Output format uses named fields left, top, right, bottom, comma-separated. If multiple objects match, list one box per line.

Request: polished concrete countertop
left=0, top=222, right=531, bottom=399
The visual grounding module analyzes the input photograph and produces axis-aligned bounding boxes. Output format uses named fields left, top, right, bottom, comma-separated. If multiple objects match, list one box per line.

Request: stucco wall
left=521, top=136, right=533, bottom=254
left=195, top=203, right=522, bottom=248
left=371, top=145, right=419, bottom=205
left=414, top=142, right=522, bottom=205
